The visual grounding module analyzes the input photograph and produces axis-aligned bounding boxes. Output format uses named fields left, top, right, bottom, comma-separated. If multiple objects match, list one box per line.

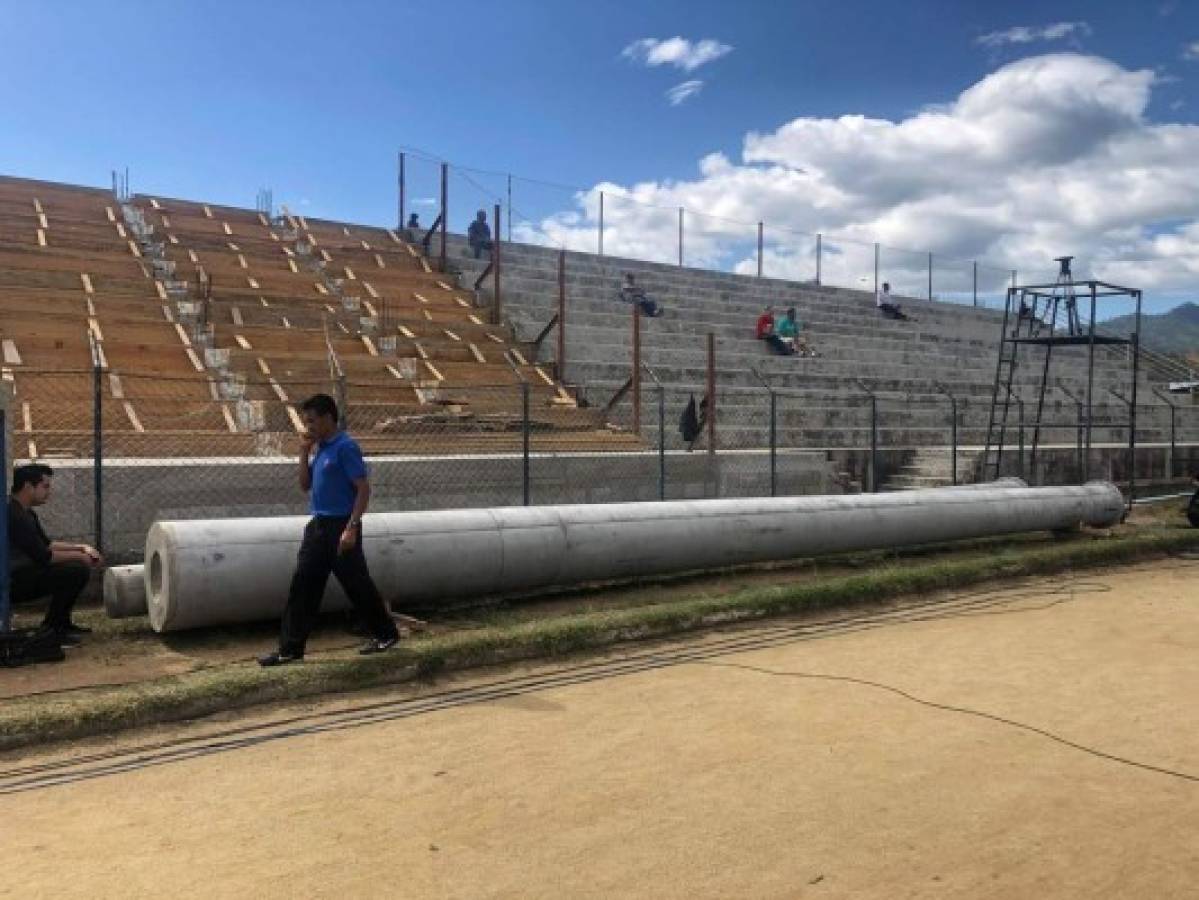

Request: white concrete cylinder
left=103, top=564, right=148, bottom=619
left=144, top=481, right=1121, bottom=633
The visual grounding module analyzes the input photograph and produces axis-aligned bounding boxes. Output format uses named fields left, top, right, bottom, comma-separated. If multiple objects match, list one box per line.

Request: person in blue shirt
left=259, top=394, right=400, bottom=666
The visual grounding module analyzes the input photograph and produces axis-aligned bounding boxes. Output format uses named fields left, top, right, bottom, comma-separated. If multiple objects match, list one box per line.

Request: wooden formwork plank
left=87, top=317, right=104, bottom=343
left=280, top=316, right=291, bottom=328
left=150, top=198, right=163, bottom=210
left=2, top=340, right=21, bottom=366
left=260, top=296, right=270, bottom=306
left=344, top=266, right=356, bottom=281
left=413, top=341, right=428, bottom=360
left=320, top=249, right=332, bottom=263
left=128, top=240, right=141, bottom=258
left=221, top=403, right=238, bottom=432
left=297, top=215, right=308, bottom=229
left=385, top=364, right=403, bottom=380
left=287, top=406, right=306, bottom=433
left=105, top=206, right=116, bottom=223
left=26, top=440, right=37, bottom=459
left=108, top=372, right=125, bottom=400
left=510, top=349, right=528, bottom=366
left=361, top=240, right=371, bottom=251
left=21, top=401, right=32, bottom=432
left=398, top=325, right=415, bottom=338
left=123, top=401, right=145, bottom=433
left=363, top=282, right=380, bottom=299
left=423, top=359, right=444, bottom=381
left=85, top=298, right=96, bottom=317
left=36, top=229, right=46, bottom=247
left=185, top=348, right=204, bottom=372
left=247, top=277, right=260, bottom=289
left=469, top=314, right=484, bottom=326
left=231, top=306, right=244, bottom=326
left=37, top=212, right=48, bottom=230
left=270, top=379, right=290, bottom=403
left=435, top=280, right=452, bottom=291
left=257, top=212, right=269, bottom=227
left=387, top=229, right=401, bottom=243
left=269, top=231, right=280, bottom=242
left=359, top=300, right=376, bottom=318
left=443, top=329, right=461, bottom=342
left=80, top=273, right=94, bottom=294
left=486, top=332, right=505, bottom=344
left=313, top=282, right=327, bottom=295
left=404, top=243, right=417, bottom=257
left=257, top=358, right=271, bottom=375
left=374, top=253, right=385, bottom=269
left=422, top=309, right=433, bottom=321
left=234, top=334, right=252, bottom=350
left=534, top=366, right=554, bottom=386
left=155, top=280, right=168, bottom=300
left=202, top=204, right=212, bottom=218
left=160, top=304, right=174, bottom=323
left=283, top=245, right=295, bottom=257
left=237, top=254, right=248, bottom=269
left=223, top=222, right=233, bottom=235
left=361, top=335, right=378, bottom=356
left=288, top=258, right=299, bottom=273
left=162, top=216, right=172, bottom=228
left=468, top=343, right=486, bottom=364
left=420, top=257, right=431, bottom=273
left=114, top=222, right=126, bottom=238
left=342, top=226, right=352, bottom=238
left=168, top=234, right=180, bottom=244
left=227, top=242, right=239, bottom=252
left=454, top=296, right=471, bottom=308
left=324, top=304, right=337, bottom=315
left=31, top=198, right=43, bottom=214
left=174, top=323, right=192, bottom=347
left=188, top=249, right=199, bottom=264
left=412, top=292, right=429, bottom=304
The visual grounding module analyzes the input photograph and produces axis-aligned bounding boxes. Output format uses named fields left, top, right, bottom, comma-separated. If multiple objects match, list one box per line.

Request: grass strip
left=3, top=525, right=1197, bottom=752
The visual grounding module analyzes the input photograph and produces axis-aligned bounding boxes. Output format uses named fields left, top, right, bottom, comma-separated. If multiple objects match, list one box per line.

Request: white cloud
left=622, top=37, right=733, bottom=72
left=976, top=21, right=1091, bottom=48
left=666, top=80, right=704, bottom=106
left=513, top=54, right=1199, bottom=300
left=1183, top=41, right=1199, bottom=61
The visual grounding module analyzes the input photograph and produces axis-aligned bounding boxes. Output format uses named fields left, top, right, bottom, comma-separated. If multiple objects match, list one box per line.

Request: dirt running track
left=2, top=561, right=1198, bottom=899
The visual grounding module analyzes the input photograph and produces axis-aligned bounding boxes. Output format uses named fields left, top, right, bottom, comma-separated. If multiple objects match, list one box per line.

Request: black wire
left=698, top=659, right=1199, bottom=785
left=0, top=572, right=1151, bottom=793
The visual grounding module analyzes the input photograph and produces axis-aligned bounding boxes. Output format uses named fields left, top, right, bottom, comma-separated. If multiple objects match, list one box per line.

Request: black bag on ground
left=0, top=626, right=66, bottom=667
left=1187, top=489, right=1199, bottom=528
left=679, top=395, right=700, bottom=443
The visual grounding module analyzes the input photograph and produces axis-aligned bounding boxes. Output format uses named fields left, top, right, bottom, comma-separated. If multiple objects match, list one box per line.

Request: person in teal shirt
left=775, top=307, right=816, bottom=357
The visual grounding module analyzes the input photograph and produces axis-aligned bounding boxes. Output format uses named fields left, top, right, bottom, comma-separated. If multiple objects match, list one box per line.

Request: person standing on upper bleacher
left=620, top=273, right=664, bottom=317
left=467, top=210, right=493, bottom=259
left=875, top=282, right=909, bottom=321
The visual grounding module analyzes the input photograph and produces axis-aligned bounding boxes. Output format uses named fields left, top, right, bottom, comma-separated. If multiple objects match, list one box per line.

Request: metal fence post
left=632, top=300, right=641, bottom=435
left=521, top=381, right=530, bottom=506
left=815, top=233, right=822, bottom=285
left=950, top=396, right=958, bottom=485
left=678, top=207, right=684, bottom=267
left=0, top=408, right=8, bottom=632
left=706, top=333, right=716, bottom=456
left=870, top=395, right=878, bottom=493
left=769, top=390, right=777, bottom=497
left=927, top=252, right=933, bottom=300
left=658, top=384, right=666, bottom=501
left=972, top=261, right=978, bottom=307
left=1017, top=398, right=1026, bottom=481
left=492, top=202, right=502, bottom=326
left=598, top=190, right=604, bottom=257
left=439, top=162, right=448, bottom=273
left=757, top=222, right=763, bottom=278
left=873, top=243, right=880, bottom=296
left=398, top=151, right=405, bottom=229
left=557, top=249, right=566, bottom=382
left=93, top=361, right=103, bottom=552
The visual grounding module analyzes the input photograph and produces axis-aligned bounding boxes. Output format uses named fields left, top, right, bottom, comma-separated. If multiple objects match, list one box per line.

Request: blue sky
left=1, top=0, right=1197, bottom=312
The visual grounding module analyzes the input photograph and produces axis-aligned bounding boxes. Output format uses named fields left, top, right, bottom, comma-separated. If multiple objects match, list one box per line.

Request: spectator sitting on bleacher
left=876, top=282, right=909, bottom=321
left=776, top=307, right=817, bottom=357
left=620, top=273, right=663, bottom=317
left=467, top=210, right=493, bottom=259
left=755, top=306, right=775, bottom=340
left=405, top=212, right=420, bottom=232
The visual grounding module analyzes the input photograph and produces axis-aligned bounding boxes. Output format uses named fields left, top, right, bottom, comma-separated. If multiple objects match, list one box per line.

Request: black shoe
left=63, top=621, right=93, bottom=636
left=258, top=650, right=303, bottom=667
left=58, top=632, right=83, bottom=648
left=359, top=636, right=399, bottom=655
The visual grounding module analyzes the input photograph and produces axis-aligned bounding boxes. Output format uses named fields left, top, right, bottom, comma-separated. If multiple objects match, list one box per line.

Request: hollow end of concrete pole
left=103, top=564, right=148, bottom=619
left=144, top=523, right=178, bottom=633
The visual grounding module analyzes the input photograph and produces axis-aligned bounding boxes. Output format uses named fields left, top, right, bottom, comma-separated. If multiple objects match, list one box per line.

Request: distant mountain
left=1103, top=302, right=1199, bottom=364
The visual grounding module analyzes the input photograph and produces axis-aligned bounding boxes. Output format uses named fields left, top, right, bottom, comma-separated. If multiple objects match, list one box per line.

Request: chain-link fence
left=10, top=364, right=1199, bottom=562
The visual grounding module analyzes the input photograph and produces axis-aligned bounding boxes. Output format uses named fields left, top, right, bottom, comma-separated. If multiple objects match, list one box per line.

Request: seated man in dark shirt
left=619, top=273, right=663, bottom=317
left=467, top=209, right=493, bottom=259
left=8, top=463, right=102, bottom=645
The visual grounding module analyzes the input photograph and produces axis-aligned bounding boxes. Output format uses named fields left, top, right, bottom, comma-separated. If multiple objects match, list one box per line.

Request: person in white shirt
left=875, top=282, right=908, bottom=321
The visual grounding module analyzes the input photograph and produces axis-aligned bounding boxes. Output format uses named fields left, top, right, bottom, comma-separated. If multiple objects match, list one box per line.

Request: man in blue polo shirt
left=259, top=393, right=400, bottom=666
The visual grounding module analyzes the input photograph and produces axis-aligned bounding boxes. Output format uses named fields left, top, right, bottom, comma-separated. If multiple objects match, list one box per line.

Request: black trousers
left=279, top=517, right=398, bottom=655
left=10, top=561, right=89, bottom=631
